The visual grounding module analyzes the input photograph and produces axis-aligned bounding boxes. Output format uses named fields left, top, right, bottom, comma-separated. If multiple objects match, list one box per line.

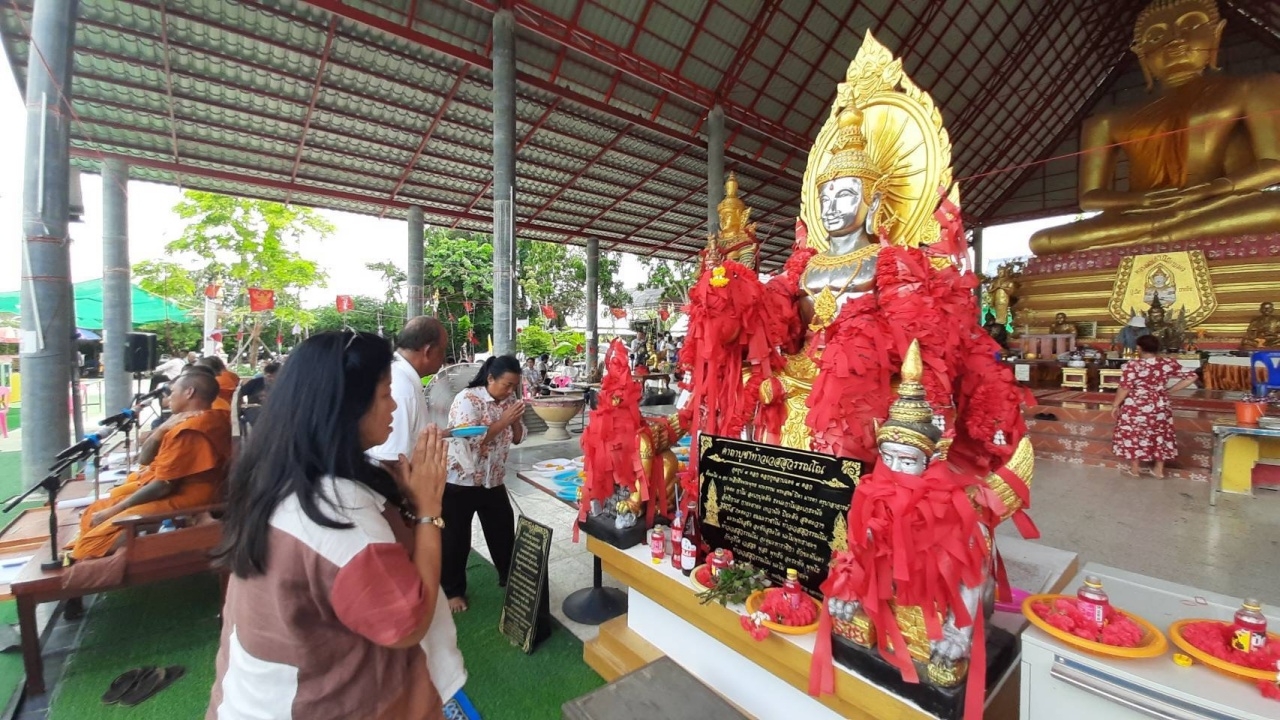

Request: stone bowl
left=529, top=396, right=586, bottom=440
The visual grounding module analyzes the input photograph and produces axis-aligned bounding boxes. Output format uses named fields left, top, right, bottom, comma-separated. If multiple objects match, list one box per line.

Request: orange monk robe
left=69, top=409, right=232, bottom=560
left=217, top=370, right=240, bottom=404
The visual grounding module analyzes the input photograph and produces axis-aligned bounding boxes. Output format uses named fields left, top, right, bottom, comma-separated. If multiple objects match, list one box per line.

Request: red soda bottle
left=783, top=568, right=804, bottom=610
left=1232, top=599, right=1268, bottom=653
left=649, top=526, right=665, bottom=565
left=670, top=508, right=684, bottom=571
left=1076, top=575, right=1111, bottom=631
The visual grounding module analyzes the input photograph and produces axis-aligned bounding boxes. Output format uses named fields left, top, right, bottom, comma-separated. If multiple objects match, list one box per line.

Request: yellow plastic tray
left=1022, top=594, right=1167, bottom=659
left=1168, top=619, right=1280, bottom=682
left=745, top=589, right=821, bottom=635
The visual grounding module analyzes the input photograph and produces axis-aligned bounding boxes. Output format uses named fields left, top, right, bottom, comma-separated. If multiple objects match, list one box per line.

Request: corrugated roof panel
left=577, top=3, right=632, bottom=48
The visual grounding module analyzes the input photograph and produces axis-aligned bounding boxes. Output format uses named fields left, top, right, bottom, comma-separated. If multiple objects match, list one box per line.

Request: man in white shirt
left=367, top=317, right=447, bottom=464
left=364, top=316, right=467, bottom=704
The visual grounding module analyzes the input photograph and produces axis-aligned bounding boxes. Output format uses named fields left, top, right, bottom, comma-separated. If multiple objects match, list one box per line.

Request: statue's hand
left=1144, top=178, right=1235, bottom=208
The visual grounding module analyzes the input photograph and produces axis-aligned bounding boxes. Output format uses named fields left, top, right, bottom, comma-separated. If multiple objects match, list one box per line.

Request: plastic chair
left=1251, top=351, right=1280, bottom=398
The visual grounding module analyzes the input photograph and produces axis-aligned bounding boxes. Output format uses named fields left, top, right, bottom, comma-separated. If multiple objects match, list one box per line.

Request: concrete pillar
left=20, top=0, right=79, bottom=489
left=706, top=104, right=725, bottom=237
left=407, top=205, right=424, bottom=320
left=102, top=159, right=132, bottom=412
left=491, top=8, right=517, bottom=355
left=585, top=237, right=599, bottom=378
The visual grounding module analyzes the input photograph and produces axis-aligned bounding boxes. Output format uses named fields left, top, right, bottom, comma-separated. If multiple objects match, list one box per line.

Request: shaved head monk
left=197, top=355, right=240, bottom=411
left=68, top=371, right=233, bottom=560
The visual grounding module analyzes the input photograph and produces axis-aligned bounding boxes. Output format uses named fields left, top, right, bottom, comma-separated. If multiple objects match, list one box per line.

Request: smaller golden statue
left=1240, top=301, right=1280, bottom=350
left=1049, top=312, right=1077, bottom=336
left=987, top=263, right=1018, bottom=325
left=701, top=172, right=760, bottom=271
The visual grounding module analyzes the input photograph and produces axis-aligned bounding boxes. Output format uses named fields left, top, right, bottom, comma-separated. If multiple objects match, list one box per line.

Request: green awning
left=0, top=279, right=197, bottom=329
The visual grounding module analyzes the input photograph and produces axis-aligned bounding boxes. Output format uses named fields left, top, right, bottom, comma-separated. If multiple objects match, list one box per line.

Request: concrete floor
left=487, top=433, right=1280, bottom=645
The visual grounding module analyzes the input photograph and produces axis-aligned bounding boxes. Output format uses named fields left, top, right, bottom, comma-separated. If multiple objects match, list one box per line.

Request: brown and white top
left=208, top=477, right=460, bottom=720
left=446, top=386, right=524, bottom=489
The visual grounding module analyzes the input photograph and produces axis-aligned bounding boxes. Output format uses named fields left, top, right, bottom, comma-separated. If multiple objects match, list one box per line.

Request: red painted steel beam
left=386, top=66, right=470, bottom=205
left=476, top=0, right=812, bottom=153
left=453, top=97, right=562, bottom=228
left=713, top=0, right=782, bottom=101
left=603, top=180, right=706, bottom=252
left=286, top=15, right=339, bottom=205
left=525, top=127, right=630, bottom=223
left=291, top=0, right=801, bottom=183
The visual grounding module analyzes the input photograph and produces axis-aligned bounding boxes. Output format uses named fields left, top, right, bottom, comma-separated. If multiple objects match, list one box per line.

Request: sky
left=0, top=48, right=1071, bottom=308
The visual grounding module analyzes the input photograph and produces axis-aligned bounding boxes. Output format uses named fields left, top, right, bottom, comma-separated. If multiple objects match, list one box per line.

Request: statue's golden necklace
left=803, top=244, right=878, bottom=331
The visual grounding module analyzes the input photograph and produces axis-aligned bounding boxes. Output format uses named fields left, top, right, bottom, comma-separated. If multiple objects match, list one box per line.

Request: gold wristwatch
left=416, top=515, right=445, bottom=529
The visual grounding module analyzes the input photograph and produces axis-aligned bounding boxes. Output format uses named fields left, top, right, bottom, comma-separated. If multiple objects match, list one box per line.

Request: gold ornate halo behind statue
left=800, top=31, right=953, bottom=254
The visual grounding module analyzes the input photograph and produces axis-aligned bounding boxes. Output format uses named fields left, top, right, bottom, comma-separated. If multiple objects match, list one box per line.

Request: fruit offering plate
left=744, top=590, right=822, bottom=635
left=1169, top=619, right=1280, bottom=682
left=1022, top=594, right=1168, bottom=658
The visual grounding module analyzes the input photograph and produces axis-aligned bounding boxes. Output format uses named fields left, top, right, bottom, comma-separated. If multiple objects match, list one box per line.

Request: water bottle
left=1232, top=599, right=1268, bottom=653
left=1076, top=575, right=1111, bottom=630
left=158, top=519, right=176, bottom=534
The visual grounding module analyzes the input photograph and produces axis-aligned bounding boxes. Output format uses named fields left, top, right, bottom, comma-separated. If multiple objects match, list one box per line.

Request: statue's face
left=1134, top=4, right=1222, bottom=81
left=819, top=176, right=869, bottom=237
left=718, top=207, right=738, bottom=233
left=1149, top=307, right=1165, bottom=323
left=1152, top=272, right=1168, bottom=287
left=1055, top=313, right=1067, bottom=323
left=879, top=441, right=929, bottom=476
left=1262, top=302, right=1274, bottom=316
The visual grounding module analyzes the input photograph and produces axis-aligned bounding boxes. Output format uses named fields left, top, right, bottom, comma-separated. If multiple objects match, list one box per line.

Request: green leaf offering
left=695, top=563, right=769, bottom=607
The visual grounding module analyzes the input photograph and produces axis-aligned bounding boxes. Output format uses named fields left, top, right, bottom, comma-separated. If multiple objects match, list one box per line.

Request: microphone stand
left=4, top=454, right=79, bottom=571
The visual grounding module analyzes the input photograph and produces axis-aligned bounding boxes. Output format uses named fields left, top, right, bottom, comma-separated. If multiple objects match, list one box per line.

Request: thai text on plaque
left=697, top=434, right=862, bottom=596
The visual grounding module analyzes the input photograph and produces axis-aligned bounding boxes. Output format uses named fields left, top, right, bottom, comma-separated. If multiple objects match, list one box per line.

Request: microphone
left=55, top=433, right=102, bottom=461
left=99, top=408, right=136, bottom=428
left=134, top=382, right=170, bottom=404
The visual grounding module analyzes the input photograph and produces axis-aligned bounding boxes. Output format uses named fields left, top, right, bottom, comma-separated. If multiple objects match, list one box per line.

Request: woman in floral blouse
left=441, top=355, right=526, bottom=612
left=1111, top=335, right=1198, bottom=478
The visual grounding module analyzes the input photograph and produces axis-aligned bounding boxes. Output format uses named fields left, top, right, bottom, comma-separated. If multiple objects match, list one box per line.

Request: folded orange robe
left=69, top=409, right=232, bottom=560
left=218, top=371, right=241, bottom=403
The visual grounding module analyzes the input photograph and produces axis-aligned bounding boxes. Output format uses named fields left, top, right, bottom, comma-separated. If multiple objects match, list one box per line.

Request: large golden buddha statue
left=1029, top=0, right=1280, bottom=256
left=701, top=172, right=759, bottom=271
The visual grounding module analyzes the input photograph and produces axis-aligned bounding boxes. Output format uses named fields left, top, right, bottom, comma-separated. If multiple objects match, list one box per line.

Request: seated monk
left=197, top=355, right=240, bottom=410
left=68, top=371, right=232, bottom=560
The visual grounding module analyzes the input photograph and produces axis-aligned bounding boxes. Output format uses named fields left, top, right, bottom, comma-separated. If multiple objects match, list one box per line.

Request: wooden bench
left=11, top=504, right=226, bottom=694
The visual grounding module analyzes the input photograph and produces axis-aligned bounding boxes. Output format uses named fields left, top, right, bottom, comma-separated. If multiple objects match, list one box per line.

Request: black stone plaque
left=697, top=435, right=861, bottom=596
left=500, top=515, right=553, bottom=653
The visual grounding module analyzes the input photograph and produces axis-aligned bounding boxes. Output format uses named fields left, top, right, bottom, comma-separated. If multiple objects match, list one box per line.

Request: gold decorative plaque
left=1108, top=250, right=1217, bottom=327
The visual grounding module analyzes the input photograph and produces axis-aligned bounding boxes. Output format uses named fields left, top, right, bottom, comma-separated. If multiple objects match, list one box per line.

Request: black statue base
left=579, top=515, right=646, bottom=550
left=830, top=624, right=1018, bottom=720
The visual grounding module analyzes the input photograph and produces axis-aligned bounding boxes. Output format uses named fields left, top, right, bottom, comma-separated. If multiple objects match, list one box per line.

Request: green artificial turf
left=48, top=553, right=603, bottom=719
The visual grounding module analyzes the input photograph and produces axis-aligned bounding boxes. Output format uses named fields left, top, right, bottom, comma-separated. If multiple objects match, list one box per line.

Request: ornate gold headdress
left=876, top=339, right=941, bottom=456
left=816, top=104, right=886, bottom=192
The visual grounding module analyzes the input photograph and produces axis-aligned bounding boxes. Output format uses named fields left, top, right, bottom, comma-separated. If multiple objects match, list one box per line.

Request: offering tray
left=1169, top=619, right=1280, bottom=682
left=1022, top=593, right=1167, bottom=658
left=689, top=564, right=714, bottom=592
left=744, top=590, right=821, bottom=635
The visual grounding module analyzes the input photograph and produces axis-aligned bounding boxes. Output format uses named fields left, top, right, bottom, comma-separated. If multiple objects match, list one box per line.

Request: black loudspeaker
left=124, top=332, right=158, bottom=373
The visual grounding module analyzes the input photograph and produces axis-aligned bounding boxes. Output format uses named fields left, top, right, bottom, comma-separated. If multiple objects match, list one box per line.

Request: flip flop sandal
left=101, top=666, right=154, bottom=704
left=119, top=665, right=186, bottom=707
left=116, top=666, right=163, bottom=706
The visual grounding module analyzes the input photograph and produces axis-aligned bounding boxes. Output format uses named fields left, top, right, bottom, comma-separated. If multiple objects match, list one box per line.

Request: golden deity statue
left=702, top=173, right=759, bottom=271
left=773, top=33, right=953, bottom=449
left=1241, top=301, right=1280, bottom=350
left=1049, top=312, right=1076, bottom=336
left=1029, top=0, right=1280, bottom=255
left=986, top=263, right=1018, bottom=325
left=1146, top=297, right=1188, bottom=352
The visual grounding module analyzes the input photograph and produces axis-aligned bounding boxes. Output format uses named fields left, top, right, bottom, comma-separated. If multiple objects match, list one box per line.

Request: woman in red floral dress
left=1111, top=335, right=1198, bottom=477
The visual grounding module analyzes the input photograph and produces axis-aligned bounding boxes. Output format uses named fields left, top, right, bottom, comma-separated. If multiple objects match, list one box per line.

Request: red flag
left=275, top=332, right=283, bottom=347
left=658, top=308, right=670, bottom=321
left=248, top=288, right=275, bottom=312
left=209, top=330, right=224, bottom=343
left=448, top=313, right=456, bottom=321
left=610, top=307, right=626, bottom=319
left=336, top=295, right=354, bottom=313
left=236, top=330, right=244, bottom=343
left=204, top=284, right=220, bottom=299
left=467, top=328, right=478, bottom=345
left=541, top=304, right=556, bottom=320
left=576, top=343, right=584, bottom=353
left=463, top=300, right=474, bottom=312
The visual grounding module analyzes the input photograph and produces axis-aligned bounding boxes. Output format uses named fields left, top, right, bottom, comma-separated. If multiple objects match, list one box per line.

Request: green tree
left=516, top=324, right=554, bottom=358
left=637, top=257, right=699, bottom=305
left=366, top=261, right=407, bottom=305
left=516, top=240, right=631, bottom=327
left=137, top=191, right=332, bottom=366
left=310, top=295, right=402, bottom=336
left=136, top=320, right=202, bottom=357
left=421, top=229, right=494, bottom=357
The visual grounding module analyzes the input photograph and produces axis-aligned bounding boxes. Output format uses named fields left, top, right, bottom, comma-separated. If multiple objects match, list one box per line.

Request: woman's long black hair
left=468, top=354, right=522, bottom=388
left=216, top=331, right=407, bottom=577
